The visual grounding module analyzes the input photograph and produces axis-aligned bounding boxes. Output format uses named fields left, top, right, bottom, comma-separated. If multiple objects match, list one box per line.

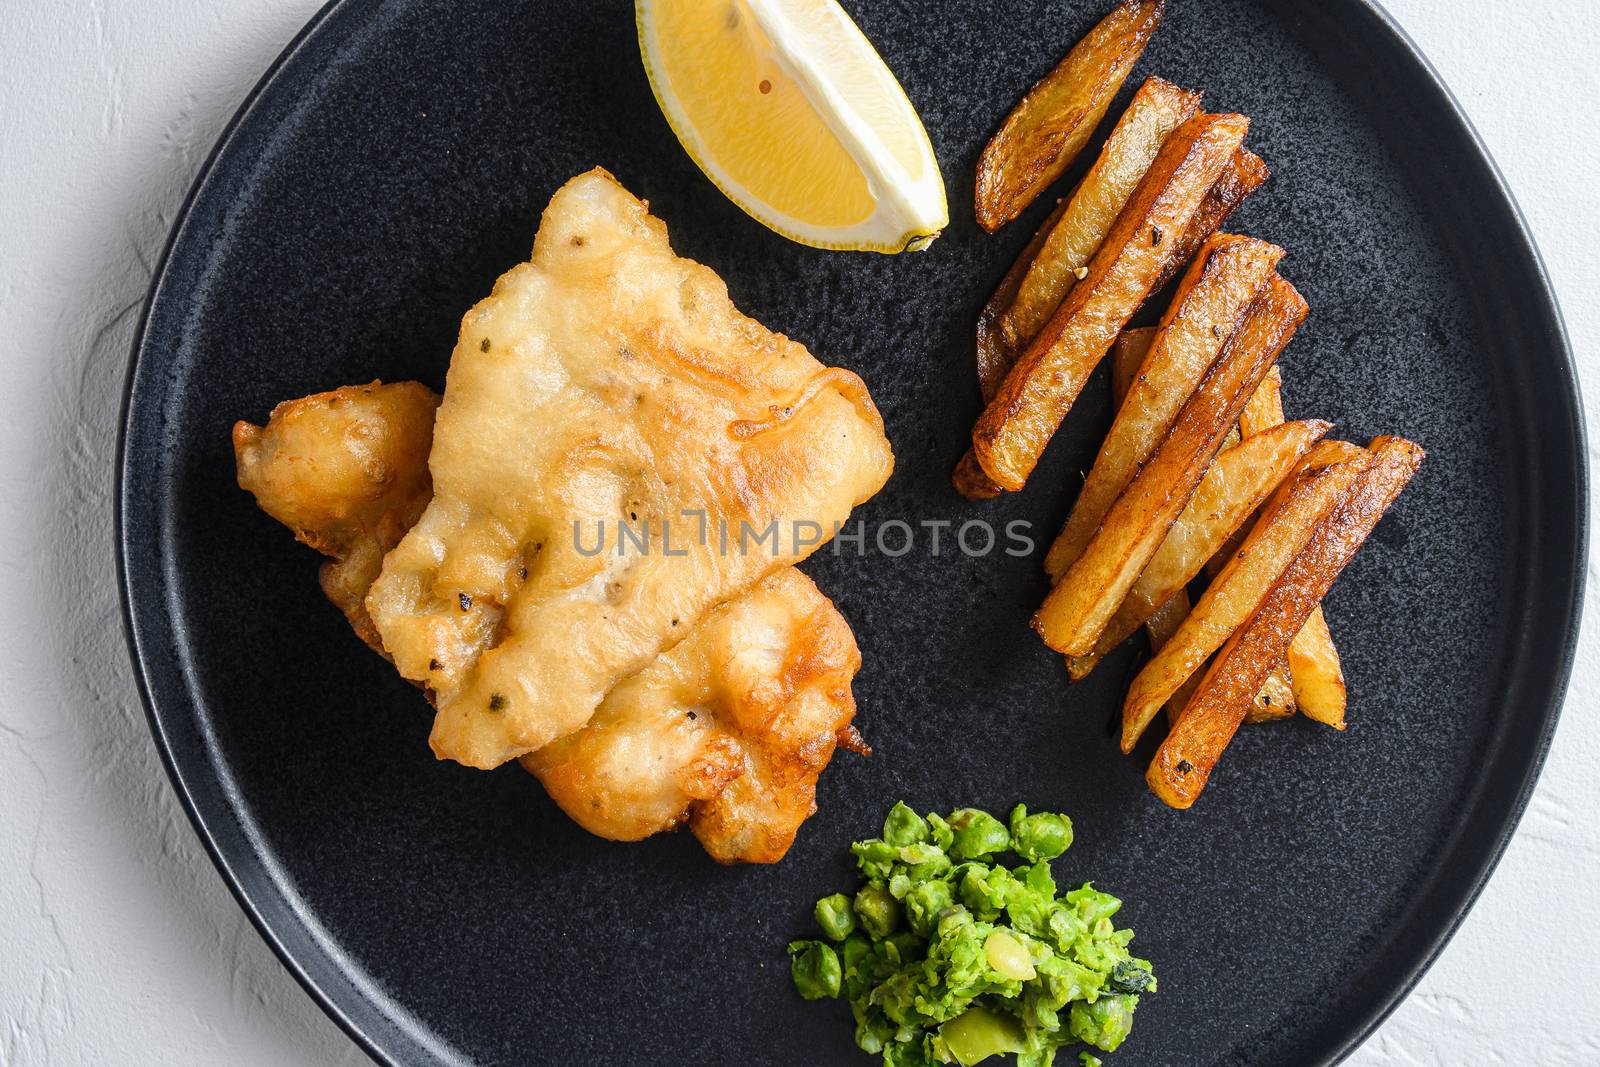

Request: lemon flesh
left=637, top=0, right=947, bottom=252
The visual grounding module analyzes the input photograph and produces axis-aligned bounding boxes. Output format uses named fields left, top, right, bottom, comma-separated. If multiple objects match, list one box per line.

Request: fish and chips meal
left=955, top=0, right=1421, bottom=810
left=231, top=1, right=1428, bottom=1059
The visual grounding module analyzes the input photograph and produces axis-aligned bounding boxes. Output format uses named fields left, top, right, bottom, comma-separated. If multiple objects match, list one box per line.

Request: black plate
left=118, top=1, right=1583, bottom=1064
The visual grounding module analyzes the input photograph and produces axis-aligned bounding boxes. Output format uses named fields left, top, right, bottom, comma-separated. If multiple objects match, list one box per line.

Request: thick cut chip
left=367, top=169, right=894, bottom=769
left=234, top=381, right=439, bottom=654
left=1245, top=666, right=1297, bottom=723
left=1148, top=436, right=1424, bottom=807
left=1202, top=436, right=1366, bottom=581
left=236, top=379, right=869, bottom=864
left=1152, top=148, right=1270, bottom=294
left=1239, top=363, right=1285, bottom=437
left=977, top=77, right=1202, bottom=399
left=951, top=449, right=1003, bottom=500
left=1043, top=234, right=1284, bottom=581
left=975, top=0, right=1165, bottom=231
left=1121, top=437, right=1368, bottom=751
left=1110, top=327, right=1156, bottom=404
left=1067, top=418, right=1329, bottom=679
left=976, top=195, right=1071, bottom=405
left=525, top=566, right=861, bottom=865
left=1217, top=366, right=1349, bottom=726
left=1034, top=273, right=1303, bottom=658
left=965, top=112, right=1249, bottom=493
left=1289, top=608, right=1346, bottom=727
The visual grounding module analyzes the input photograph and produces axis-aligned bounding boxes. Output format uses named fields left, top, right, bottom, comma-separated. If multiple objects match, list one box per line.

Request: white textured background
left=1, top=1, right=1594, bottom=1064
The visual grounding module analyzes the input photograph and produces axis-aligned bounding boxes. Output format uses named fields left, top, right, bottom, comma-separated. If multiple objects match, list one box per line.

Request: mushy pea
left=787, top=803, right=1154, bottom=1067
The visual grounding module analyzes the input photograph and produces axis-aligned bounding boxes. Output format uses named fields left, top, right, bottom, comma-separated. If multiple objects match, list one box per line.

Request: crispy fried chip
left=1152, top=148, right=1270, bottom=293
left=1034, top=273, right=1304, bottom=658
left=1289, top=607, right=1347, bottom=728
left=1067, top=418, right=1329, bottom=679
left=1148, top=436, right=1424, bottom=807
left=977, top=195, right=1072, bottom=404
left=1044, top=234, right=1285, bottom=580
left=1121, top=437, right=1368, bottom=751
left=975, top=0, right=1165, bottom=232
left=978, top=77, right=1202, bottom=399
left=965, top=112, right=1249, bottom=493
left=366, top=169, right=893, bottom=768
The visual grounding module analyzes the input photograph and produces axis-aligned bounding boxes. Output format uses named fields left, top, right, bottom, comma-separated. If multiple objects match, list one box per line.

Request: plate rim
left=114, top=1, right=1588, bottom=1064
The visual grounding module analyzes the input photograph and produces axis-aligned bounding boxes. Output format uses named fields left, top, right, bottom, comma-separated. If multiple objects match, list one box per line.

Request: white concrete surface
left=0, top=1, right=1594, bottom=1064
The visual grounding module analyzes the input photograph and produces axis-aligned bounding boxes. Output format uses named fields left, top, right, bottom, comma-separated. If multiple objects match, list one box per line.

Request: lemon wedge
left=637, top=0, right=948, bottom=252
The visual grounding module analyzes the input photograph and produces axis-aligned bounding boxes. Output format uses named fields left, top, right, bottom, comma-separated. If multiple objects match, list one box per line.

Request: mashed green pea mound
left=786, top=803, right=1154, bottom=1067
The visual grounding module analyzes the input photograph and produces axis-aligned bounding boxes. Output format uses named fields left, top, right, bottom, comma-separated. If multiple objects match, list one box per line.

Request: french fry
left=1121, top=437, right=1369, bottom=752
left=1147, top=436, right=1425, bottom=807
left=1165, top=659, right=1203, bottom=727
left=1068, top=417, right=1330, bottom=678
left=1152, top=149, right=1270, bottom=293
left=975, top=0, right=1166, bottom=232
left=1110, top=327, right=1156, bottom=405
left=1043, top=234, right=1285, bottom=581
left=1239, top=364, right=1285, bottom=436
left=951, top=450, right=1003, bottom=500
left=980, top=77, right=1203, bottom=398
left=1289, top=608, right=1346, bottom=726
left=1245, top=664, right=1297, bottom=723
left=1034, top=274, right=1304, bottom=658
left=977, top=196, right=1071, bottom=402
left=1201, top=436, right=1369, bottom=582
left=966, top=113, right=1250, bottom=493
left=1226, top=365, right=1350, bottom=727
left=1120, top=343, right=1294, bottom=719
left=1146, top=589, right=1188, bottom=649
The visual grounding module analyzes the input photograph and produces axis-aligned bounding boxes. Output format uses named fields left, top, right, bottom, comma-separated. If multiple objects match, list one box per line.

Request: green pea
left=882, top=801, right=930, bottom=847
left=897, top=841, right=952, bottom=883
left=938, top=1005, right=1027, bottom=1066
left=903, top=878, right=954, bottom=936
left=1009, top=804, right=1074, bottom=862
left=787, top=940, right=841, bottom=1000
left=947, top=807, right=1010, bottom=859
left=854, top=883, right=901, bottom=939
left=1069, top=993, right=1137, bottom=1053
left=814, top=892, right=857, bottom=941
left=852, top=838, right=898, bottom=880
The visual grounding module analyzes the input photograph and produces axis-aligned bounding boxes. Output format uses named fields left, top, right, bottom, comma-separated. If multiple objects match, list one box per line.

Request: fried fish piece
left=235, top=381, right=867, bottom=864
left=525, top=566, right=863, bottom=864
left=366, top=168, right=894, bottom=769
left=233, top=381, right=439, bottom=654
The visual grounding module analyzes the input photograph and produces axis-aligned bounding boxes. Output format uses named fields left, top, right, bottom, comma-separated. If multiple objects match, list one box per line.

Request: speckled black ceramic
left=118, top=1, right=1583, bottom=1064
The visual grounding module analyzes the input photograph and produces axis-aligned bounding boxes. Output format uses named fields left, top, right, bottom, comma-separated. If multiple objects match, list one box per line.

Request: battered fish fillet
left=525, top=566, right=863, bottom=864
left=366, top=168, right=893, bottom=769
left=233, top=381, right=438, bottom=653
left=234, top=381, right=866, bottom=863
